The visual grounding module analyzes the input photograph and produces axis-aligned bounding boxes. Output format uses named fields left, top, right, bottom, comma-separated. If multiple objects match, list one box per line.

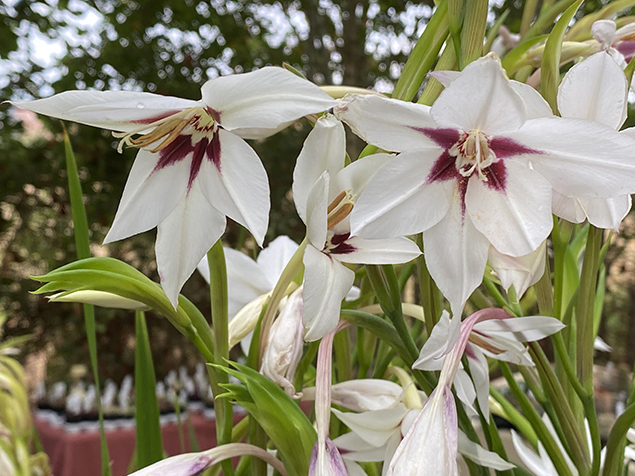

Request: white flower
left=335, top=54, right=635, bottom=315
left=592, top=20, right=635, bottom=67
left=13, top=67, right=335, bottom=306
left=488, top=241, right=547, bottom=299
left=293, top=114, right=421, bottom=341
left=302, top=378, right=404, bottom=412
left=413, top=310, right=563, bottom=418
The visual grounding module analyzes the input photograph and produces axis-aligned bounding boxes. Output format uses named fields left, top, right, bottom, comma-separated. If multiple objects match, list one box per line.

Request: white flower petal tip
left=309, top=438, right=349, bottom=476
left=457, top=431, right=515, bottom=471
left=302, top=379, right=403, bottom=412
left=489, top=241, right=547, bottom=299
left=48, top=290, right=151, bottom=311
left=593, top=336, right=612, bottom=353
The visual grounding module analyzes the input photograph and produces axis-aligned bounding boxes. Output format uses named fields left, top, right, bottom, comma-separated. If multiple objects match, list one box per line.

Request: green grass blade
left=63, top=126, right=112, bottom=476
left=135, top=311, right=163, bottom=469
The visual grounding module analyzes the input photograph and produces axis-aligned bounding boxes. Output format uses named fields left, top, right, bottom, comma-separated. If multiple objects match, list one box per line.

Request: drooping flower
left=413, top=310, right=564, bottom=418
left=293, top=114, right=421, bottom=341
left=335, top=54, right=635, bottom=315
left=488, top=241, right=547, bottom=299
left=13, top=67, right=336, bottom=306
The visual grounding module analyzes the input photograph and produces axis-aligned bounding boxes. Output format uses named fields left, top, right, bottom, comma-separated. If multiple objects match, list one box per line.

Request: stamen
left=450, top=130, right=496, bottom=181
left=326, top=190, right=355, bottom=230
left=468, top=333, right=505, bottom=355
left=113, top=107, right=216, bottom=153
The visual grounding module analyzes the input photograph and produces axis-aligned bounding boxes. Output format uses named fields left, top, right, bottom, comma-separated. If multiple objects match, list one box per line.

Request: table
left=35, top=411, right=222, bottom=476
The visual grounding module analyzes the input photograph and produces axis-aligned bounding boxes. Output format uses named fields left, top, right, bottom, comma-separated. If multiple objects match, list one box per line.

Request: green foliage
left=217, top=361, right=316, bottom=476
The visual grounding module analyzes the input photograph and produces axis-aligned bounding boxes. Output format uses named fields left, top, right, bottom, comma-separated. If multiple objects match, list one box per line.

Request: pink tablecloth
left=35, top=413, right=222, bottom=476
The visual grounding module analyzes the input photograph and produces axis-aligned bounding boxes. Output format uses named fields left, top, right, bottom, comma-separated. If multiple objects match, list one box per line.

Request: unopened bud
left=48, top=290, right=151, bottom=311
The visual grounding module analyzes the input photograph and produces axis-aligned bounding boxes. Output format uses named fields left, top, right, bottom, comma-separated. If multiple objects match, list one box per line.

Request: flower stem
left=602, top=402, right=635, bottom=476
left=207, top=239, right=235, bottom=476
left=258, top=238, right=307, bottom=364
left=415, top=235, right=442, bottom=336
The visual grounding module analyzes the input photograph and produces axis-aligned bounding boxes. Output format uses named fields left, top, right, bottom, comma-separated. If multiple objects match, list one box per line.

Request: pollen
left=450, top=130, right=497, bottom=181
left=113, top=107, right=217, bottom=153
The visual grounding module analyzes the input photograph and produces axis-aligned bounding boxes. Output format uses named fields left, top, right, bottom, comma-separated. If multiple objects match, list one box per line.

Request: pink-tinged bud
left=386, top=386, right=458, bottom=476
left=309, top=438, right=349, bottom=476
left=260, top=288, right=304, bottom=397
left=302, top=379, right=403, bottom=412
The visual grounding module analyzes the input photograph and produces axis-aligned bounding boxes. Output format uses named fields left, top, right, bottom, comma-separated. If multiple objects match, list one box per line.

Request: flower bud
left=260, top=288, right=304, bottom=396
left=48, top=290, right=151, bottom=311
left=228, top=293, right=270, bottom=349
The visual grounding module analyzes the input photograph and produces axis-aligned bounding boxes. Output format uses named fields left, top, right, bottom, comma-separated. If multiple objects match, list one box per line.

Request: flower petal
left=466, top=346, right=491, bottom=419
left=331, top=153, right=392, bottom=199
left=351, top=151, right=453, bottom=239
left=155, top=182, right=227, bottom=307
left=465, top=161, right=552, bottom=257
left=431, top=54, right=526, bottom=134
left=334, top=236, right=421, bottom=265
left=293, top=114, right=346, bottom=222
left=488, top=242, right=546, bottom=298
left=413, top=310, right=456, bottom=371
left=334, top=94, right=440, bottom=152
left=453, top=368, right=477, bottom=412
left=256, top=236, right=299, bottom=288
left=510, top=117, right=635, bottom=198
left=225, top=248, right=271, bottom=315
left=510, top=81, right=554, bottom=119
left=558, top=52, right=628, bottom=130
left=12, top=90, right=200, bottom=132
left=591, top=20, right=616, bottom=49
left=458, top=430, right=515, bottom=471
left=332, top=406, right=408, bottom=447
left=201, top=67, right=336, bottom=140
left=423, top=188, right=490, bottom=317
left=552, top=191, right=631, bottom=230
left=305, top=173, right=330, bottom=249
left=302, top=246, right=355, bottom=341
left=473, top=316, right=565, bottom=342
left=198, top=128, right=269, bottom=246
left=511, top=431, right=557, bottom=476
left=104, top=149, right=190, bottom=244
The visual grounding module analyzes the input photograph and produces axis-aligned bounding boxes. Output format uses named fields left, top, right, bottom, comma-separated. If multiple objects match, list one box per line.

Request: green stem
left=490, top=387, right=537, bottom=447
left=458, top=0, right=488, bottom=69
left=207, top=240, right=235, bottom=476
left=603, top=402, right=635, bottom=476
left=62, top=126, right=111, bottom=476
left=577, top=226, right=602, bottom=394
left=415, top=234, right=441, bottom=336
left=499, top=362, right=575, bottom=476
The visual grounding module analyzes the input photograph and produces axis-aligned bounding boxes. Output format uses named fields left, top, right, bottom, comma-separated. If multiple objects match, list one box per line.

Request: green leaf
left=63, top=126, right=111, bottom=476
left=216, top=362, right=316, bottom=476
left=540, top=0, right=583, bottom=113
left=501, top=35, right=548, bottom=75
left=134, top=311, right=163, bottom=469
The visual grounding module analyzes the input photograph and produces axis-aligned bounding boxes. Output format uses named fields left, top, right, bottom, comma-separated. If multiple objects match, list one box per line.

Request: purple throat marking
left=328, top=232, right=357, bottom=255
left=152, top=130, right=222, bottom=190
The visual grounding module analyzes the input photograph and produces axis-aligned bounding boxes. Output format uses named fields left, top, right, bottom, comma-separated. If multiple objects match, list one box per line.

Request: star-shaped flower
left=335, top=54, right=635, bottom=315
left=13, top=67, right=336, bottom=306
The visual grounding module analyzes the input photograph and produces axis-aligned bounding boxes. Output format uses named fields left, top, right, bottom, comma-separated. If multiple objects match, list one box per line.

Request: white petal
left=128, top=452, right=214, bottom=475
left=104, top=149, right=190, bottom=243
left=422, top=188, right=491, bottom=317
left=428, top=70, right=460, bottom=88
left=256, top=236, right=299, bottom=288
left=454, top=368, right=477, bottom=412
left=488, top=242, right=546, bottom=298
left=474, top=316, right=565, bottom=342
left=11, top=90, right=200, bottom=132
left=225, top=248, right=271, bottom=316
left=431, top=54, right=526, bottom=134
left=458, top=431, right=515, bottom=471
left=558, top=52, right=628, bottom=130
left=510, top=81, right=554, bottom=119
left=331, top=153, right=392, bottom=199
left=413, top=310, right=453, bottom=371
left=386, top=388, right=458, bottom=476
left=305, top=173, right=330, bottom=249
left=511, top=117, right=635, bottom=198
left=594, top=336, right=612, bottom=353
left=511, top=431, right=557, bottom=476
left=332, top=406, right=408, bottom=447
left=333, top=432, right=385, bottom=462
left=351, top=151, right=453, bottom=239
left=466, top=347, right=491, bottom=419
left=334, top=94, right=440, bottom=152
left=293, top=114, right=346, bottom=222
left=198, top=128, right=269, bottom=246
left=343, top=460, right=371, bottom=476
left=591, top=20, right=617, bottom=49
left=302, top=246, right=355, bottom=341
left=201, top=67, right=335, bottom=140
left=553, top=191, right=631, bottom=231
left=303, top=379, right=404, bottom=412
left=156, top=182, right=227, bottom=307
left=466, top=161, right=552, bottom=257
left=334, top=236, right=421, bottom=265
